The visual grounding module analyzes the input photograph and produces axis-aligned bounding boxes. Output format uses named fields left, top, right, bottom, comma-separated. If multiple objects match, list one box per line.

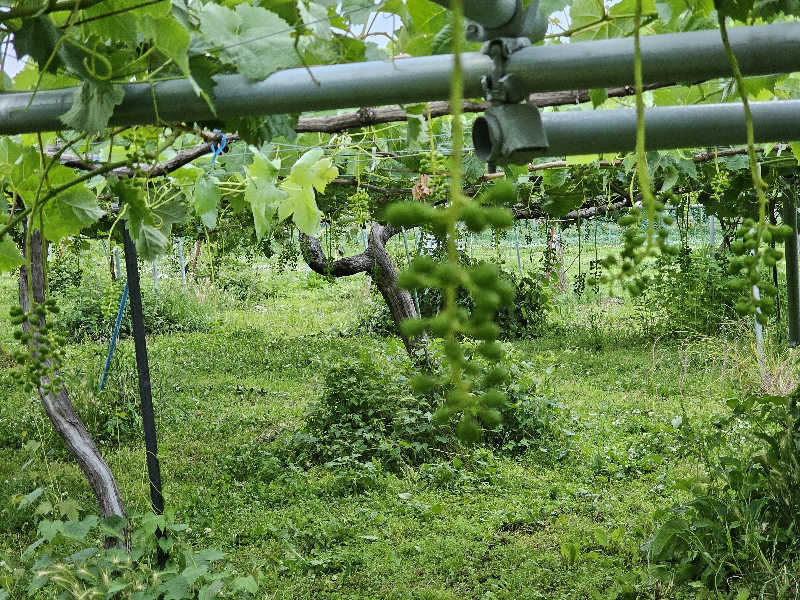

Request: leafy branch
left=0, top=0, right=108, bottom=22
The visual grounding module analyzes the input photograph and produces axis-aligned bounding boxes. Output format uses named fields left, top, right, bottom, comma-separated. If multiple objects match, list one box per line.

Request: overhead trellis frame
left=0, top=21, right=799, bottom=141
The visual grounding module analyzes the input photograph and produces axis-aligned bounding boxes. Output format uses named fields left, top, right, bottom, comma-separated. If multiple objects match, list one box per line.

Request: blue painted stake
left=99, top=281, right=129, bottom=392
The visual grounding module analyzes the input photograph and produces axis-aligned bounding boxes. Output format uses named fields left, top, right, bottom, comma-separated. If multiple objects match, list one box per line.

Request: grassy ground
left=0, top=252, right=793, bottom=599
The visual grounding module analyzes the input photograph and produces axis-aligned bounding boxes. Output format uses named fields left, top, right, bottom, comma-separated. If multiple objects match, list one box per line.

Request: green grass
left=0, top=254, right=790, bottom=600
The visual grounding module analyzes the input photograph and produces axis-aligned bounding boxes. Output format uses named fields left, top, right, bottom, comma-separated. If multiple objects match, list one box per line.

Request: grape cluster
left=346, top=189, right=370, bottom=227
left=385, top=182, right=517, bottom=442
left=598, top=201, right=678, bottom=295
left=728, top=218, right=793, bottom=322
left=417, top=151, right=449, bottom=206
left=9, top=300, right=66, bottom=396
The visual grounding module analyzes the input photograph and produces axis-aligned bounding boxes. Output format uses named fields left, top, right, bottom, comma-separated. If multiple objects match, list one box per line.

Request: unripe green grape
left=483, top=181, right=516, bottom=207
left=456, top=413, right=481, bottom=443
left=385, top=202, right=433, bottom=227
left=460, top=202, right=488, bottom=233
left=478, top=341, right=504, bottom=361
left=477, top=407, right=502, bottom=428
left=444, top=341, right=465, bottom=363
left=412, top=256, right=436, bottom=274
left=729, top=278, right=748, bottom=290
left=411, top=374, right=438, bottom=394
left=470, top=264, right=500, bottom=287
left=397, top=271, right=423, bottom=290
left=446, top=389, right=471, bottom=410
left=760, top=282, right=777, bottom=296
left=483, top=367, right=509, bottom=387
left=428, top=314, right=451, bottom=337
left=484, top=208, right=513, bottom=229
left=472, top=322, right=500, bottom=341
left=435, top=263, right=464, bottom=287
left=432, top=405, right=454, bottom=425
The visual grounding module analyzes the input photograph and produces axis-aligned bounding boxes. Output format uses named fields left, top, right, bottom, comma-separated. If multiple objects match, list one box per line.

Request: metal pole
left=114, top=247, right=122, bottom=280
left=708, top=215, right=716, bottom=248
left=428, top=0, right=517, bottom=30
left=783, top=188, right=800, bottom=347
left=177, top=238, right=186, bottom=285
left=513, top=224, right=523, bottom=276
left=121, top=226, right=166, bottom=567
left=535, top=100, right=800, bottom=157
left=1, top=23, right=798, bottom=134
left=400, top=227, right=422, bottom=316
left=99, top=281, right=128, bottom=392
left=753, top=274, right=765, bottom=365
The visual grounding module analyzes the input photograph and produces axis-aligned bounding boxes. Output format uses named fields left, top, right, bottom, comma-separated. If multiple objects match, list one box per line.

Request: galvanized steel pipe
left=428, top=0, right=519, bottom=30
left=537, top=100, right=800, bottom=156
left=0, top=23, right=799, bottom=134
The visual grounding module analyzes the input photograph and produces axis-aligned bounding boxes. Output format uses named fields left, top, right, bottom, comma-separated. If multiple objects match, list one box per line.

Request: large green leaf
left=286, top=148, right=338, bottom=193
left=135, top=223, right=169, bottom=261
left=274, top=149, right=338, bottom=235
left=139, top=16, right=191, bottom=78
left=41, top=185, right=105, bottom=241
left=0, top=236, right=25, bottom=274
left=245, top=179, right=285, bottom=240
left=299, top=2, right=333, bottom=40
left=199, top=4, right=299, bottom=79
left=193, top=176, right=221, bottom=229
left=61, top=81, right=125, bottom=135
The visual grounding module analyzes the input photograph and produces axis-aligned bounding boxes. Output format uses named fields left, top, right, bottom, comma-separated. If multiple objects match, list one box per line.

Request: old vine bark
left=18, top=228, right=127, bottom=524
left=300, top=223, right=426, bottom=361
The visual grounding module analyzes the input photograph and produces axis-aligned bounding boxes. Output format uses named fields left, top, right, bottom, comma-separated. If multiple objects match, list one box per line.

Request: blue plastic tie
left=210, top=130, right=227, bottom=167
left=99, top=281, right=129, bottom=392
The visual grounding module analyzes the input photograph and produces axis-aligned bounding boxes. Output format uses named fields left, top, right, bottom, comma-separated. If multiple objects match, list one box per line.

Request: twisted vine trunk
left=300, top=223, right=426, bottom=362
left=18, top=228, right=127, bottom=525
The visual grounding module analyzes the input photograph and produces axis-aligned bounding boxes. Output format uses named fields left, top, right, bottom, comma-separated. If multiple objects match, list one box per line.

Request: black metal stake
left=783, top=188, right=800, bottom=348
left=122, top=226, right=167, bottom=567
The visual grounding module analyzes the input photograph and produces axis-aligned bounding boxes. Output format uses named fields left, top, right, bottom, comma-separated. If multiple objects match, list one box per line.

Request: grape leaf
left=286, top=148, right=338, bottom=193
left=199, top=4, right=299, bottom=80
left=278, top=180, right=321, bottom=234
left=275, top=149, right=338, bottom=235
left=152, top=198, right=187, bottom=237
left=589, top=88, right=608, bottom=108
left=193, top=176, right=220, bottom=229
left=139, top=16, right=191, bottom=78
left=246, top=179, right=285, bottom=240
left=61, top=81, right=124, bottom=135
left=247, top=152, right=281, bottom=182
left=0, top=236, right=25, bottom=274
left=42, top=185, right=105, bottom=241
left=135, top=224, right=169, bottom=261
left=341, top=0, right=375, bottom=25
left=299, top=2, right=332, bottom=40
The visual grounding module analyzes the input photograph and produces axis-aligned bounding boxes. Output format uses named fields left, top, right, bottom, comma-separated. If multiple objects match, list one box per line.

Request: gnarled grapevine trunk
left=300, top=223, right=427, bottom=361
left=18, top=228, right=127, bottom=524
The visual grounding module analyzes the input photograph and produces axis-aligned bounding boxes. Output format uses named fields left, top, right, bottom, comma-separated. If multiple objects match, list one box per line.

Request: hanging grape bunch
left=385, top=180, right=518, bottom=442
left=728, top=218, right=793, bottom=322
left=9, top=300, right=66, bottom=396
left=346, top=188, right=371, bottom=227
